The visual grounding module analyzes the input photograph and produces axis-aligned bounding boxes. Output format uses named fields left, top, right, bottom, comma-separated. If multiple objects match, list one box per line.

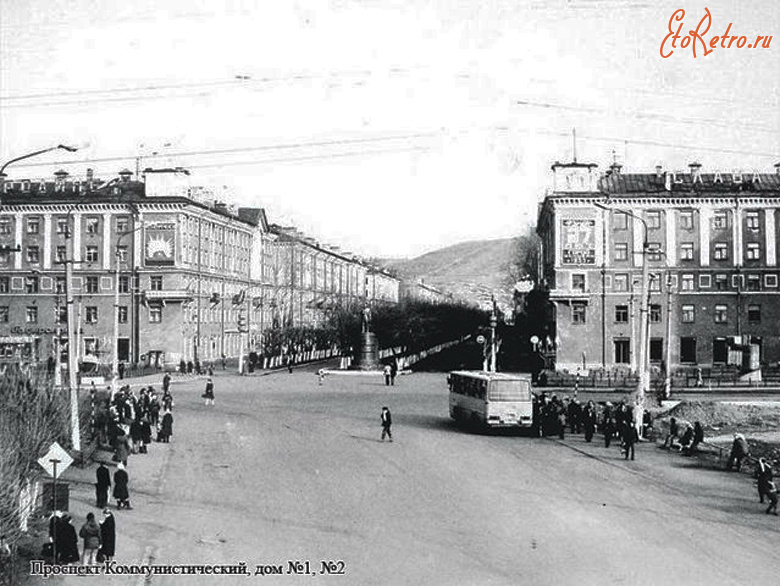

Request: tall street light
left=0, top=144, right=78, bottom=179
left=595, top=202, right=650, bottom=434
left=112, top=220, right=143, bottom=396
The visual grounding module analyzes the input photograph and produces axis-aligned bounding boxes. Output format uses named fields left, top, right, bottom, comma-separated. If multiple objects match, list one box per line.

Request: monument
left=352, top=305, right=380, bottom=370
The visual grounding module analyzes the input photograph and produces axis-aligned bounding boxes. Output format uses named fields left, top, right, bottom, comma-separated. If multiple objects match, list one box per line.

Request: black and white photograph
left=1, top=1, right=779, bottom=584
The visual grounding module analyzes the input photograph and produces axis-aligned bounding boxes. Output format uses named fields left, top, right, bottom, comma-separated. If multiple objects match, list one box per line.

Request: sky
left=1, top=0, right=778, bottom=258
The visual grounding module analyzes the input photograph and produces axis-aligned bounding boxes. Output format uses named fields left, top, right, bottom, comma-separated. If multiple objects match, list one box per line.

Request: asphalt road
left=33, top=368, right=780, bottom=586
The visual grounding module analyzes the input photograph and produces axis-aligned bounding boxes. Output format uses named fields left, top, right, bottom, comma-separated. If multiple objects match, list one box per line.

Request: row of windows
left=611, top=210, right=761, bottom=232
left=0, top=305, right=159, bottom=324
left=573, top=303, right=762, bottom=324
left=612, top=241, right=764, bottom=262
left=0, top=216, right=131, bottom=235
left=573, top=272, right=779, bottom=292
left=0, top=275, right=162, bottom=294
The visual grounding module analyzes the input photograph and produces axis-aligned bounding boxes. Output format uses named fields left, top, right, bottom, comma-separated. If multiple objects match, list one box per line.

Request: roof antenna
left=572, top=128, right=577, bottom=163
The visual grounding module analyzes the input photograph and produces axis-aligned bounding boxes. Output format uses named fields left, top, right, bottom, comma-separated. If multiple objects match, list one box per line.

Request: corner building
left=537, top=161, right=780, bottom=374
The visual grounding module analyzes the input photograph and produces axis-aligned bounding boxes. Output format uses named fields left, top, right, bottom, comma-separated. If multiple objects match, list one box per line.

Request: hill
left=384, top=238, right=517, bottom=309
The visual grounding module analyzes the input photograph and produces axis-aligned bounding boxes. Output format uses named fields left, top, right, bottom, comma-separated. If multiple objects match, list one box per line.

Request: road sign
left=37, top=442, right=73, bottom=479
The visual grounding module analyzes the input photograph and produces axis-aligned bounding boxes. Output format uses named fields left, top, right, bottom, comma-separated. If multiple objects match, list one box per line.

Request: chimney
left=118, top=169, right=133, bottom=183
left=689, top=161, right=703, bottom=184
left=609, top=162, right=622, bottom=175
left=655, top=164, right=663, bottom=178
left=85, top=168, right=94, bottom=182
left=54, top=169, right=69, bottom=191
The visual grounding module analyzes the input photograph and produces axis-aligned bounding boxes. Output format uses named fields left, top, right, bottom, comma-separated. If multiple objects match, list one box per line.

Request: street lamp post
left=595, top=202, right=650, bottom=434
left=112, top=222, right=143, bottom=396
left=489, top=296, right=498, bottom=373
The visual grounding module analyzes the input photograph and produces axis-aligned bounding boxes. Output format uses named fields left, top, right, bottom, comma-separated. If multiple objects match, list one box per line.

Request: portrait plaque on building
left=561, top=219, right=596, bottom=265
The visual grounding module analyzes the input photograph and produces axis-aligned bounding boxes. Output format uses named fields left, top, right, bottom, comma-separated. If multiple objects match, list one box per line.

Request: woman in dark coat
left=139, top=418, right=152, bottom=454
left=159, top=409, right=173, bottom=443
left=99, top=510, right=116, bottom=561
left=113, top=463, right=132, bottom=509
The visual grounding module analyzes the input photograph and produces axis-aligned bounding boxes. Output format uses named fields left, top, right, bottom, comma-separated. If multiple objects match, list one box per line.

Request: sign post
left=37, top=443, right=73, bottom=564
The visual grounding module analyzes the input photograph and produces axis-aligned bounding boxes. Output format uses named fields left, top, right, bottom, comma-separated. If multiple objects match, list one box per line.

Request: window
left=56, top=246, right=67, bottom=263
left=748, top=304, right=761, bottom=324
left=650, top=338, right=663, bottom=362
left=56, top=218, right=69, bottom=234
left=679, top=211, right=694, bottom=230
left=614, top=339, right=630, bottom=364
left=85, top=306, right=98, bottom=323
left=0, top=218, right=10, bottom=235
left=647, top=243, right=662, bottom=261
left=615, top=305, right=629, bottom=323
left=746, top=211, right=760, bottom=231
left=680, top=243, right=694, bottom=260
left=699, top=274, right=711, bottom=288
left=85, top=217, right=100, bottom=234
left=714, top=305, right=728, bottom=323
left=766, top=274, right=778, bottom=288
left=572, top=302, right=586, bottom=324
left=649, top=273, right=661, bottom=292
left=85, top=276, right=99, bottom=294
left=26, top=218, right=40, bottom=234
left=682, top=305, right=695, bottom=323
left=613, top=274, right=629, bottom=292
left=650, top=304, right=662, bottom=323
left=0, top=250, right=9, bottom=265
left=116, top=216, right=129, bottom=233
left=149, top=305, right=162, bottom=323
left=26, top=246, right=40, bottom=264
left=57, top=306, right=67, bottom=324
left=572, top=274, right=585, bottom=292
left=55, top=276, right=66, bottom=293
left=713, top=243, right=728, bottom=261
left=0, top=307, right=7, bottom=322
left=746, top=243, right=760, bottom=261
left=680, top=337, right=697, bottom=363
left=150, top=276, right=163, bottom=291
left=614, top=243, right=628, bottom=261
left=26, top=306, right=38, bottom=323
left=116, top=246, right=128, bottom=263
left=85, top=246, right=99, bottom=263
left=614, top=213, right=628, bottom=231
left=25, top=276, right=38, bottom=293
left=646, top=211, right=661, bottom=230
left=747, top=275, right=760, bottom=291
left=681, top=274, right=695, bottom=291
left=119, top=275, right=130, bottom=294
left=732, top=274, right=744, bottom=289
left=715, top=274, right=728, bottom=290
left=118, top=306, right=128, bottom=323
left=713, top=211, right=729, bottom=230
left=0, top=277, right=9, bottom=293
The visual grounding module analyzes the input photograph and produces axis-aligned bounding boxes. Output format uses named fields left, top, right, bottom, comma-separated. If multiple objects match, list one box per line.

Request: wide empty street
left=49, top=369, right=780, bottom=586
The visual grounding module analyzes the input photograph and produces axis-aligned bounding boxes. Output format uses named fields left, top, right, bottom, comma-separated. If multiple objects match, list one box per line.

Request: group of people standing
left=47, top=510, right=115, bottom=566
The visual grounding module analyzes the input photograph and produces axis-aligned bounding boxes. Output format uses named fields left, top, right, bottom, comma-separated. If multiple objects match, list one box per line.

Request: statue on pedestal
left=361, top=306, right=372, bottom=333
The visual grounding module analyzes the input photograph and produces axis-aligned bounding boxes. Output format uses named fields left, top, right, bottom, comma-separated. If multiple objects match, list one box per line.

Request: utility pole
left=664, top=272, right=674, bottom=400
left=489, top=295, right=498, bottom=373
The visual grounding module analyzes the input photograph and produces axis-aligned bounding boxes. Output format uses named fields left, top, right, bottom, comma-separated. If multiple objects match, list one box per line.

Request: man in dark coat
left=159, top=409, right=174, bottom=443
left=203, top=378, right=215, bottom=406
left=162, top=372, right=171, bottom=393
left=380, top=406, right=393, bottom=442
left=582, top=401, right=597, bottom=443
left=602, top=403, right=615, bottom=448
left=726, top=433, right=749, bottom=471
left=57, top=514, right=80, bottom=565
left=757, top=458, right=774, bottom=504
left=95, top=462, right=111, bottom=508
left=99, top=510, right=116, bottom=561
left=620, top=421, right=638, bottom=460
left=113, top=463, right=132, bottom=509
left=389, top=360, right=398, bottom=385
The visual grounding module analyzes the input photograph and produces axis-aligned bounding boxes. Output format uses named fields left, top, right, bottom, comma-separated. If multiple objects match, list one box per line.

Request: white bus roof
left=449, top=371, right=531, bottom=381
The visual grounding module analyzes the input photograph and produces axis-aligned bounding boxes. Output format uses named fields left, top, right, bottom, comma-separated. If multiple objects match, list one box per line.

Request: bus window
left=488, top=380, right=531, bottom=402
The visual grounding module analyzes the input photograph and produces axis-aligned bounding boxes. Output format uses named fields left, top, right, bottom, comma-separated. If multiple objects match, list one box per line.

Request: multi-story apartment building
left=0, top=168, right=398, bottom=370
left=537, top=160, right=780, bottom=373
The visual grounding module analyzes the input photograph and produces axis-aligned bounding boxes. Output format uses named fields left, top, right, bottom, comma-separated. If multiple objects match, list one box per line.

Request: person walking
left=383, top=364, right=392, bottom=386
left=583, top=401, right=597, bottom=443
left=390, top=360, right=398, bottom=386
left=79, top=512, right=101, bottom=566
left=95, top=462, right=111, bottom=509
left=603, top=403, right=615, bottom=448
left=113, top=463, right=132, bottom=510
left=203, top=378, right=215, bottom=406
left=58, top=514, right=80, bottom=565
left=757, top=457, right=774, bottom=504
left=380, top=406, right=393, bottom=442
left=139, top=417, right=152, bottom=454
left=159, top=409, right=174, bottom=442
left=726, top=433, right=749, bottom=471
left=162, top=372, right=171, bottom=393
left=620, top=420, right=638, bottom=460
left=114, top=428, right=130, bottom=466
left=98, top=510, right=116, bottom=562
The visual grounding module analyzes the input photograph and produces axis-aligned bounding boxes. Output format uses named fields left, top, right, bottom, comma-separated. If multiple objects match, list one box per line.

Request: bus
left=448, top=371, right=534, bottom=429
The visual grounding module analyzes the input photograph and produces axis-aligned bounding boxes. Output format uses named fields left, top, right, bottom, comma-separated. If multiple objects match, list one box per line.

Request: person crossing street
left=380, top=407, right=393, bottom=442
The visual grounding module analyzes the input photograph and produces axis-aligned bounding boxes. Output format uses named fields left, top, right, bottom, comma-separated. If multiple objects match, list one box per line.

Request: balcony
left=143, top=289, right=193, bottom=304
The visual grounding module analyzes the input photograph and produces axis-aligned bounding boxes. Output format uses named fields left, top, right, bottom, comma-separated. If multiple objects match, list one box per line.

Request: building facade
left=537, top=161, right=780, bottom=373
left=0, top=168, right=398, bottom=371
